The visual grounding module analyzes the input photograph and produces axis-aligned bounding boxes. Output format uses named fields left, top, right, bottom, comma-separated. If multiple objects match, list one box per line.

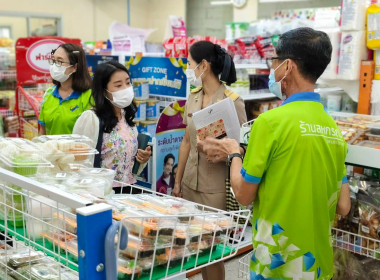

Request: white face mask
left=186, top=63, right=204, bottom=87
left=50, top=64, right=73, bottom=83
left=106, top=86, right=134, bottom=108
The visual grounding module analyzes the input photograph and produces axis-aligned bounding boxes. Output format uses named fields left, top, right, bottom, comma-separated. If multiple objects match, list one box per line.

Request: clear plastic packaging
left=64, top=177, right=110, bottom=198
left=7, top=249, right=45, bottom=268
left=357, top=140, right=380, bottom=149
left=367, top=123, right=380, bottom=135
left=366, top=133, right=380, bottom=142
left=118, top=257, right=142, bottom=280
left=120, top=234, right=166, bottom=259
left=52, top=212, right=77, bottom=234
left=0, top=185, right=25, bottom=226
left=78, top=168, right=115, bottom=196
left=0, top=137, right=53, bottom=176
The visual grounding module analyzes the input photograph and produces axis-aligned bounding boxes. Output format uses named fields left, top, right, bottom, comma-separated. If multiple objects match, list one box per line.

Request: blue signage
left=86, top=55, right=119, bottom=77
left=125, top=57, right=187, bottom=98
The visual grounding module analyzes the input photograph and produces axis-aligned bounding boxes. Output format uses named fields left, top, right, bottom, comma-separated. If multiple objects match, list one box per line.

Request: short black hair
left=275, top=27, right=332, bottom=83
left=164, top=153, right=175, bottom=165
left=172, top=163, right=178, bottom=173
left=51, top=43, right=92, bottom=92
left=92, top=61, right=136, bottom=133
left=189, top=41, right=237, bottom=86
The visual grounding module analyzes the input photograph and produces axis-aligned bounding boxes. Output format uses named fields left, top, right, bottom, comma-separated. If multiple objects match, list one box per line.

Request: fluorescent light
left=259, top=0, right=310, bottom=2
left=211, top=1, right=233, bottom=5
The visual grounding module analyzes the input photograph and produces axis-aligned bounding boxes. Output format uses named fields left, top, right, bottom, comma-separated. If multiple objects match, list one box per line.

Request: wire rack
left=0, top=182, right=80, bottom=279
left=16, top=86, right=45, bottom=115
left=332, top=227, right=380, bottom=260
left=238, top=250, right=252, bottom=280
left=19, top=117, right=38, bottom=140
left=109, top=182, right=251, bottom=280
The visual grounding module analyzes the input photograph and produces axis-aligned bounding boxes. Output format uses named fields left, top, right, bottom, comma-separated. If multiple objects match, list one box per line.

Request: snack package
left=358, top=201, right=380, bottom=253
left=197, top=119, right=226, bottom=141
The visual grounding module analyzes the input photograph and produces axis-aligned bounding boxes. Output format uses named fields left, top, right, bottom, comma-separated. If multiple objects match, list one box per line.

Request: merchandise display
left=2, top=0, right=380, bottom=278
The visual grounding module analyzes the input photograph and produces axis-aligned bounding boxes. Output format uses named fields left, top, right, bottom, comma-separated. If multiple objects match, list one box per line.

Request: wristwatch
left=227, top=153, right=244, bottom=166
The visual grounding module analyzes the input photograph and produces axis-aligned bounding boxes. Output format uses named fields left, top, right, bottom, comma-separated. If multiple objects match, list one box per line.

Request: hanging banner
left=155, top=100, right=186, bottom=194
left=125, top=56, right=187, bottom=98
left=86, top=55, right=119, bottom=77
left=15, top=37, right=81, bottom=85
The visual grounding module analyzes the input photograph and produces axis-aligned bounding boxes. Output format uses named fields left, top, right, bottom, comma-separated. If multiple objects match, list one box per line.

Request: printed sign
left=86, top=55, right=119, bottom=77
left=155, top=100, right=186, bottom=194
left=16, top=37, right=81, bottom=85
left=125, top=56, right=187, bottom=98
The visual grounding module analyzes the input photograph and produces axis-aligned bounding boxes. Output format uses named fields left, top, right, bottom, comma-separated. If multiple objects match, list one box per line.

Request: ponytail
left=189, top=41, right=237, bottom=86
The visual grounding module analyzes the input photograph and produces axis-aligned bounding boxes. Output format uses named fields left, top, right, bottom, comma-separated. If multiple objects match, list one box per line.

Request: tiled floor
left=188, top=255, right=246, bottom=280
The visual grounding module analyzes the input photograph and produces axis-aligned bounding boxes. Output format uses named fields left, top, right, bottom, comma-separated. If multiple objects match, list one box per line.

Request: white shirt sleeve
left=73, top=110, right=99, bottom=148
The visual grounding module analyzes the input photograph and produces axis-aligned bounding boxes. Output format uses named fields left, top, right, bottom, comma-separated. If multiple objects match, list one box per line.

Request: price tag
left=361, top=225, right=370, bottom=234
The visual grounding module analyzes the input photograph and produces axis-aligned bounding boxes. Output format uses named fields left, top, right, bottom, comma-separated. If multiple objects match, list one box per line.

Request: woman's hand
left=136, top=146, right=152, bottom=164
left=199, top=137, right=240, bottom=163
left=172, top=181, right=182, bottom=197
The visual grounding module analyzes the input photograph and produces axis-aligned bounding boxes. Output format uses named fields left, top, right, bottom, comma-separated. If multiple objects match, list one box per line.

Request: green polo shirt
left=242, top=92, right=347, bottom=280
left=38, top=86, right=92, bottom=135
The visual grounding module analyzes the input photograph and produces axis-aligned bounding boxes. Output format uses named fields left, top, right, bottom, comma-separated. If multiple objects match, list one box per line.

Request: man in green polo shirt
left=200, top=27, right=350, bottom=280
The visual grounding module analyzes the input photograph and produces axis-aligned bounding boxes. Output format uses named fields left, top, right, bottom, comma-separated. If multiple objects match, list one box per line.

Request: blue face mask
left=268, top=60, right=287, bottom=99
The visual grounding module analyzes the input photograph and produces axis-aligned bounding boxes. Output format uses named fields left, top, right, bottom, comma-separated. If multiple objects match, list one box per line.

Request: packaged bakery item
left=7, top=249, right=45, bottom=269
left=118, top=258, right=142, bottom=280
left=120, top=234, right=160, bottom=259
left=358, top=200, right=380, bottom=255
left=173, top=223, right=209, bottom=246
left=366, top=133, right=380, bottom=142
left=32, top=134, right=98, bottom=169
left=52, top=212, right=77, bottom=234
left=40, top=232, right=78, bottom=261
left=64, top=177, right=109, bottom=198
left=121, top=208, right=177, bottom=237
left=156, top=247, right=193, bottom=268
left=78, top=168, right=115, bottom=195
left=0, top=185, right=25, bottom=227
left=0, top=137, right=53, bottom=176
left=357, top=140, right=380, bottom=149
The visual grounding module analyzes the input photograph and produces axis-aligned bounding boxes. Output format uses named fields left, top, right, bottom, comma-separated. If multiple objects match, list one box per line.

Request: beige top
left=182, top=84, right=247, bottom=193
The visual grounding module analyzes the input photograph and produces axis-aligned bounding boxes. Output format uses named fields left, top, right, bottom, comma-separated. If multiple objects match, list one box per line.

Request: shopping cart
left=0, top=167, right=251, bottom=280
left=238, top=250, right=253, bottom=279
left=15, top=85, right=48, bottom=139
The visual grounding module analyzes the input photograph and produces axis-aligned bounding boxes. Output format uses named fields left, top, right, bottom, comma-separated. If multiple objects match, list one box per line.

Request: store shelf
left=242, top=91, right=276, bottom=101
left=345, top=144, right=380, bottom=170
left=235, top=64, right=268, bottom=70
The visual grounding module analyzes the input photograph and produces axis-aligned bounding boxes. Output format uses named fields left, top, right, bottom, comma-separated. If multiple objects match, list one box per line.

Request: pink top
left=101, top=114, right=138, bottom=184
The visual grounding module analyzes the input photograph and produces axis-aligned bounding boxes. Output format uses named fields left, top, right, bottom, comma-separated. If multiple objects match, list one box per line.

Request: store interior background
left=0, top=0, right=340, bottom=44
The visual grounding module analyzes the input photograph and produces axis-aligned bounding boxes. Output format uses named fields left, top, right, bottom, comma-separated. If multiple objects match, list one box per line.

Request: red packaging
left=236, top=37, right=261, bottom=60
left=173, top=37, right=188, bottom=58
left=254, top=36, right=275, bottom=59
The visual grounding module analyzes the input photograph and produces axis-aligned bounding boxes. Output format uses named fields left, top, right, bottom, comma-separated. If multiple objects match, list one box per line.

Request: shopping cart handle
left=105, top=221, right=128, bottom=280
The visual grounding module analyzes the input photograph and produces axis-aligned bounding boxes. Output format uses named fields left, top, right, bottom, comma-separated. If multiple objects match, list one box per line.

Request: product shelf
left=235, top=63, right=268, bottom=70
left=241, top=91, right=275, bottom=101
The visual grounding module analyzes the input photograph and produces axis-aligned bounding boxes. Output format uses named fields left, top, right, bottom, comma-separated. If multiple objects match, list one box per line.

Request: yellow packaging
left=366, top=4, right=380, bottom=50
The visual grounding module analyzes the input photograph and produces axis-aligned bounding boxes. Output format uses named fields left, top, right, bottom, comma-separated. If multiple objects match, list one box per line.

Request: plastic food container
left=0, top=137, right=53, bottom=176
left=120, top=234, right=166, bottom=259
left=366, top=133, right=380, bottom=142
left=0, top=185, right=25, bottom=227
left=65, top=177, right=109, bottom=198
left=32, top=134, right=98, bottom=162
left=118, top=259, right=142, bottom=280
left=357, top=140, right=380, bottom=149
left=7, top=249, right=45, bottom=268
left=367, top=123, right=380, bottom=135
left=52, top=212, right=77, bottom=234
left=78, top=168, right=115, bottom=195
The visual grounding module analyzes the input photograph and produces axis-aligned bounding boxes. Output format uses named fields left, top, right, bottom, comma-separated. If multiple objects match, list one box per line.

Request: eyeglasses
left=266, top=56, right=302, bottom=69
left=47, top=58, right=71, bottom=67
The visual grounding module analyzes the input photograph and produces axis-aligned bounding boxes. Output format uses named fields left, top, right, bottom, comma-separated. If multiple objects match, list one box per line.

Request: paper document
left=192, top=97, right=240, bottom=142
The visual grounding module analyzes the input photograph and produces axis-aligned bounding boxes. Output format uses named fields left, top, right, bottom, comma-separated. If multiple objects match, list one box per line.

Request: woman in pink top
left=74, top=61, right=151, bottom=189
